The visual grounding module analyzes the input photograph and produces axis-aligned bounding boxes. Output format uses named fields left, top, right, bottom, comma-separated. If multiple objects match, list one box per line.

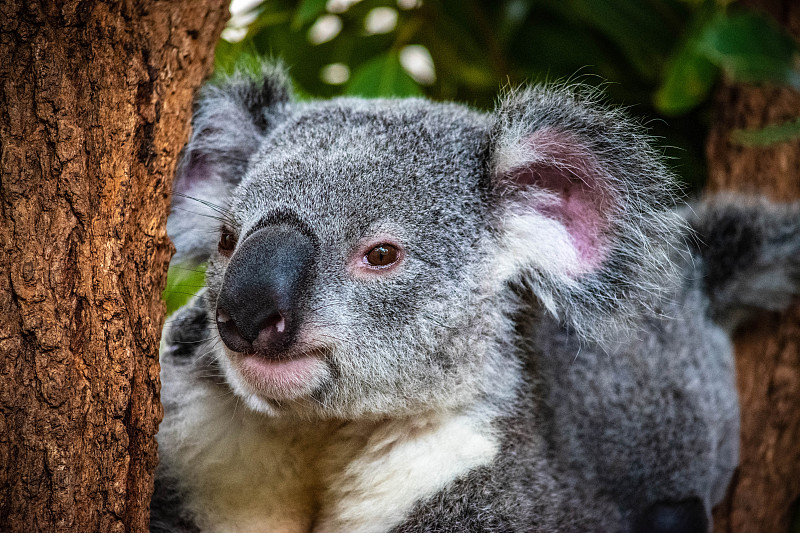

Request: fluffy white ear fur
left=492, top=128, right=615, bottom=284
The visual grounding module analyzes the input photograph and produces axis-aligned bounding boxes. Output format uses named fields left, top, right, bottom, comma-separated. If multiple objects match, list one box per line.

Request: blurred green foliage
left=165, top=0, right=800, bottom=314
left=732, top=117, right=800, bottom=146
left=215, top=0, right=800, bottom=189
left=163, top=265, right=206, bottom=315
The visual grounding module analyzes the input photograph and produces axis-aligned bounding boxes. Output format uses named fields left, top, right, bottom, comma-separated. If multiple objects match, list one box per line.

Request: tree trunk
left=708, top=2, right=800, bottom=532
left=0, top=1, right=226, bottom=531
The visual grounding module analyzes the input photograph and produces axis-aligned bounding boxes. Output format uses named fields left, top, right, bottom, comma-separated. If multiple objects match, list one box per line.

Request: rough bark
left=708, top=2, right=800, bottom=532
left=0, top=1, right=227, bottom=531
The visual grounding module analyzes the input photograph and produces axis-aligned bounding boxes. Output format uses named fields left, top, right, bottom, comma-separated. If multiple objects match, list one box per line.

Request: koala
left=151, top=64, right=800, bottom=533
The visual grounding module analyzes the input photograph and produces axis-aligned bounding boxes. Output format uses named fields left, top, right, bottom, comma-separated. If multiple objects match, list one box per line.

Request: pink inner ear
left=506, top=130, right=613, bottom=272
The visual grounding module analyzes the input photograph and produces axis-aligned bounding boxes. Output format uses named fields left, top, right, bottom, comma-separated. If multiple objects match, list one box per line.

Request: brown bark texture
left=708, top=2, right=800, bottom=532
left=0, top=1, right=226, bottom=531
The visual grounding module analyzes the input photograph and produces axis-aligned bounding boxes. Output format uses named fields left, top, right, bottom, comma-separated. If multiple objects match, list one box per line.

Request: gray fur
left=154, top=66, right=799, bottom=532
left=490, top=86, right=685, bottom=344
left=684, top=194, right=800, bottom=332
left=169, top=63, right=292, bottom=265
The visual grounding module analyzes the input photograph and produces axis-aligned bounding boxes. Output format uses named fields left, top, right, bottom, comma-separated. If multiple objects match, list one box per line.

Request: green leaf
left=730, top=117, right=800, bottom=147
left=214, top=41, right=264, bottom=77
left=653, top=0, right=718, bottom=115
left=346, top=53, right=423, bottom=97
left=696, top=12, right=800, bottom=87
left=214, top=38, right=244, bottom=75
left=244, top=7, right=294, bottom=35
left=163, top=264, right=206, bottom=317
left=292, top=0, right=328, bottom=30
left=655, top=42, right=717, bottom=115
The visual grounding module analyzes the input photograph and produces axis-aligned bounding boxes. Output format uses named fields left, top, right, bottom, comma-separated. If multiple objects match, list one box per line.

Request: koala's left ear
left=169, top=62, right=292, bottom=265
left=489, top=86, right=685, bottom=342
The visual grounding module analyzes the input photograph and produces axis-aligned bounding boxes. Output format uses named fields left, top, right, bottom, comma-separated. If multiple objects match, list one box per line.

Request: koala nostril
left=252, top=312, right=289, bottom=353
left=217, top=308, right=232, bottom=325
left=264, top=312, right=286, bottom=333
left=216, top=307, right=254, bottom=353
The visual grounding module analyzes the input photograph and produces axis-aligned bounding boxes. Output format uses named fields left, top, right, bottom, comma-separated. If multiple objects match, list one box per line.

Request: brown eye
left=366, top=244, right=399, bottom=267
left=218, top=229, right=237, bottom=254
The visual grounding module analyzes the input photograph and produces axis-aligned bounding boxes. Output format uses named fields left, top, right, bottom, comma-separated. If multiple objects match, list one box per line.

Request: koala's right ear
left=168, top=63, right=292, bottom=264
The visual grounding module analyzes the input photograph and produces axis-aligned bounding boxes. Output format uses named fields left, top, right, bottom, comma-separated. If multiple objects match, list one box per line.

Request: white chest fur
left=157, top=377, right=499, bottom=533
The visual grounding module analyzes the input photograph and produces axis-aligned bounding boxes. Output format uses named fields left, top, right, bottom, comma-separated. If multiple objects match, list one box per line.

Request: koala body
left=153, top=66, right=800, bottom=532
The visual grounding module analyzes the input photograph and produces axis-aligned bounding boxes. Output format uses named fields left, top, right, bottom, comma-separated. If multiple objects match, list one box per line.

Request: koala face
left=169, top=66, right=682, bottom=420
left=202, top=99, right=505, bottom=418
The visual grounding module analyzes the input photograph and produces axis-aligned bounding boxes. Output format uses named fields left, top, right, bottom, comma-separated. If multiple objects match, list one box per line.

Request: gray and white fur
left=152, top=65, right=800, bottom=533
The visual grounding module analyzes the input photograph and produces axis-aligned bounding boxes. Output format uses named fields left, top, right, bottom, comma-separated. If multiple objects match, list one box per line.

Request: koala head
left=169, top=65, right=682, bottom=419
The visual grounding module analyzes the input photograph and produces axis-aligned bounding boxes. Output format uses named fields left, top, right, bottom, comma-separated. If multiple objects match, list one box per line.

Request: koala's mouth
left=230, top=346, right=333, bottom=401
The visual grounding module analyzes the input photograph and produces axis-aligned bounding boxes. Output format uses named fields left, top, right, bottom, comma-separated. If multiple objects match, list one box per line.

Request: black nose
left=215, top=225, right=315, bottom=356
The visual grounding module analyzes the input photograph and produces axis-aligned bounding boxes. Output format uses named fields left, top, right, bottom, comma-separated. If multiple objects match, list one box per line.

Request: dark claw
left=634, top=498, right=708, bottom=533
